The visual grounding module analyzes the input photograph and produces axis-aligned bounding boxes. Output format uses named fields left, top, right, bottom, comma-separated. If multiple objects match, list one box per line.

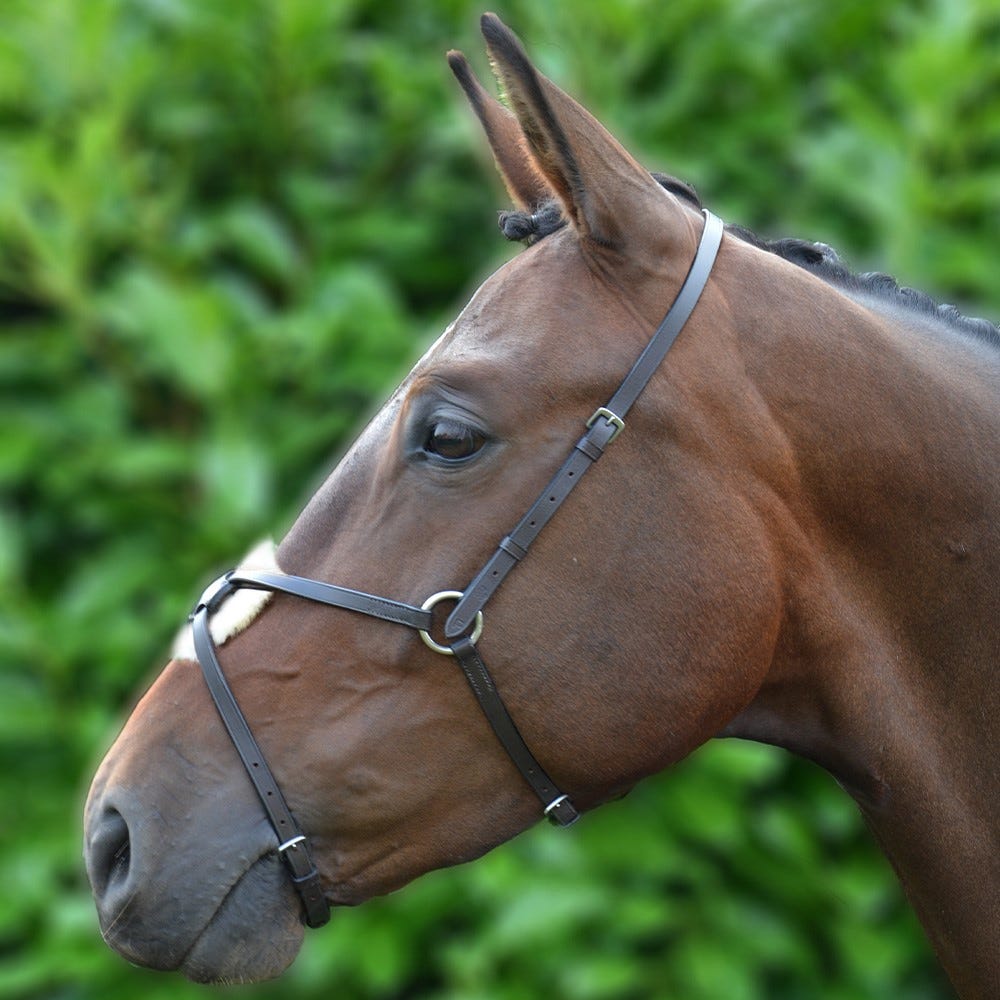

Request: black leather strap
left=229, top=569, right=433, bottom=630
left=450, top=637, right=579, bottom=826
left=446, top=210, right=724, bottom=639
left=605, top=210, right=725, bottom=418
left=190, top=597, right=330, bottom=928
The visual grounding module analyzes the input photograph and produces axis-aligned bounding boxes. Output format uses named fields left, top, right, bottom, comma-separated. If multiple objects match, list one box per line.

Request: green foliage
left=4, top=0, right=995, bottom=997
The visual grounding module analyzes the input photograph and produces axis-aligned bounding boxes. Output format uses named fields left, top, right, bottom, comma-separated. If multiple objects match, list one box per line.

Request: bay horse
left=84, top=14, right=999, bottom=996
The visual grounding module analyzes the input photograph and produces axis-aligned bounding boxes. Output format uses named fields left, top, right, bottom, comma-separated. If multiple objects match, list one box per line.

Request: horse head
left=83, top=14, right=1000, bottom=995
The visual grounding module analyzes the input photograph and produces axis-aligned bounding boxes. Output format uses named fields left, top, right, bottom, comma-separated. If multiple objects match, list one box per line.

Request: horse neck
left=716, top=255, right=1000, bottom=997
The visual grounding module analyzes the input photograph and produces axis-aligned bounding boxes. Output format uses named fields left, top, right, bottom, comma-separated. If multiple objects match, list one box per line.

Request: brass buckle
left=586, top=407, right=625, bottom=443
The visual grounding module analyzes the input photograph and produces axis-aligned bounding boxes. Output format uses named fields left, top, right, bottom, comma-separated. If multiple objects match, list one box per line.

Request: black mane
left=499, top=174, right=999, bottom=350
left=726, top=223, right=999, bottom=349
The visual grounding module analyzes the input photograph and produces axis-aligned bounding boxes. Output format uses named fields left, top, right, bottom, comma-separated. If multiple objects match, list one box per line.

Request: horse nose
left=85, top=803, right=132, bottom=906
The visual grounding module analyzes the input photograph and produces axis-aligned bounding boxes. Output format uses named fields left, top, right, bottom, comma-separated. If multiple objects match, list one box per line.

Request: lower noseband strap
left=190, top=601, right=330, bottom=928
left=450, top=637, right=578, bottom=826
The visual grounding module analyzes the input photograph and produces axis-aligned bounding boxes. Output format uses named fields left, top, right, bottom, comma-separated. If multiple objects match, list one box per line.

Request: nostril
left=88, top=808, right=131, bottom=900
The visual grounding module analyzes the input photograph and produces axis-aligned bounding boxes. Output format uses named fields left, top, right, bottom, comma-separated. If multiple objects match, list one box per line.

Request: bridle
left=188, top=209, right=725, bottom=929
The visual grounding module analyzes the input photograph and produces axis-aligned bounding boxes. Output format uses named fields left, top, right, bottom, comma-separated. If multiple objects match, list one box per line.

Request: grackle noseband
left=188, top=210, right=725, bottom=929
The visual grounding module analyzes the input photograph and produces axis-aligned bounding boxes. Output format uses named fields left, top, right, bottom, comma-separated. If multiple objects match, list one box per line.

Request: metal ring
left=419, top=590, right=483, bottom=656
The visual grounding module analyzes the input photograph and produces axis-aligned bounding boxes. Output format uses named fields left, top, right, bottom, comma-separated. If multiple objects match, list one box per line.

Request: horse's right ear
left=447, top=49, right=552, bottom=211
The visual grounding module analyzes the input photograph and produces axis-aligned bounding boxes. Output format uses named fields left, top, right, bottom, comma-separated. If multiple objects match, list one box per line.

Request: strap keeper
left=575, top=436, right=604, bottom=461
left=290, top=864, right=321, bottom=887
left=289, top=867, right=330, bottom=928
left=499, top=535, right=528, bottom=561
left=586, top=407, right=625, bottom=443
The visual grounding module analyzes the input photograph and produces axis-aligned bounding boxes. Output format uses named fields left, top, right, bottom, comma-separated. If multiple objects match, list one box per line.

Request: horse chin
left=178, top=852, right=306, bottom=984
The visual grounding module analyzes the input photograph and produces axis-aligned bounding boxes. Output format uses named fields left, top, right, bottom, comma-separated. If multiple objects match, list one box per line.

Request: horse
left=84, top=14, right=999, bottom=996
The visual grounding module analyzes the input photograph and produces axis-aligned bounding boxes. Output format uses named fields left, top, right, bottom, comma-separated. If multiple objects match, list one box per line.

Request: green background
left=2, top=1, right=997, bottom=997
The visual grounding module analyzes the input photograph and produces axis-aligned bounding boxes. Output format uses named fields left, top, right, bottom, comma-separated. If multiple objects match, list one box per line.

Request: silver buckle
left=586, top=407, right=625, bottom=443
left=544, top=794, right=570, bottom=817
left=278, top=835, right=306, bottom=854
left=543, top=794, right=579, bottom=826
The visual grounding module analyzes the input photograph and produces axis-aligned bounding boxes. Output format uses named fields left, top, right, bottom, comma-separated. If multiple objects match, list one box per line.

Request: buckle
left=544, top=794, right=580, bottom=827
left=586, top=407, right=625, bottom=443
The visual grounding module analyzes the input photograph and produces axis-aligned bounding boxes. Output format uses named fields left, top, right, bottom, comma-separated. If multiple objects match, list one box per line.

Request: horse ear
left=447, top=50, right=552, bottom=210
left=478, top=13, right=679, bottom=248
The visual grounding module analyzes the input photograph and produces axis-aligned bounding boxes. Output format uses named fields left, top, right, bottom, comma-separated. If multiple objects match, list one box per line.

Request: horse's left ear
left=477, top=13, right=690, bottom=250
left=447, top=49, right=552, bottom=211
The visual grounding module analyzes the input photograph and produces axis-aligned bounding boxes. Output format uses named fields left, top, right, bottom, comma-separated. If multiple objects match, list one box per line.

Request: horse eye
left=424, top=419, right=485, bottom=461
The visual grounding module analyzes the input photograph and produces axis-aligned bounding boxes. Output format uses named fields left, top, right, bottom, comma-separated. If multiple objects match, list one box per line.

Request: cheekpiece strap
left=446, top=210, right=724, bottom=639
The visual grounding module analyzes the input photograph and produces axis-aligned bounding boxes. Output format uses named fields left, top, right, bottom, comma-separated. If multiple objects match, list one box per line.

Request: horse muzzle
left=83, top=677, right=311, bottom=984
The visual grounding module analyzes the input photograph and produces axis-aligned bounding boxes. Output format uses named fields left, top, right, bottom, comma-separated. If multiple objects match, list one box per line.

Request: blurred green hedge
left=3, top=1, right=997, bottom=997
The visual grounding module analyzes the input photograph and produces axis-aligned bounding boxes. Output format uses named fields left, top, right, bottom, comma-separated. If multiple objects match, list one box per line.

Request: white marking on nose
left=170, top=539, right=279, bottom=662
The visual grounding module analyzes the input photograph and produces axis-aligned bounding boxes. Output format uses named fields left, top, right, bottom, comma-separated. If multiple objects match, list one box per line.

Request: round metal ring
left=419, top=590, right=483, bottom=656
